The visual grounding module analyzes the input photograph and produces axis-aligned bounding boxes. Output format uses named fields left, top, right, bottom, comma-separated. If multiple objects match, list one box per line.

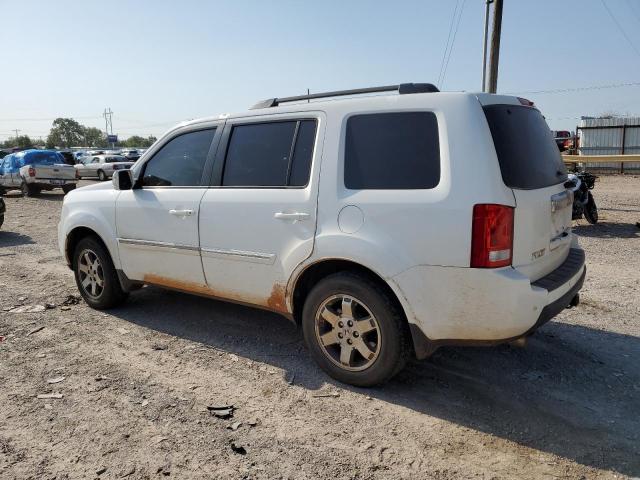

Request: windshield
left=483, top=105, right=567, bottom=190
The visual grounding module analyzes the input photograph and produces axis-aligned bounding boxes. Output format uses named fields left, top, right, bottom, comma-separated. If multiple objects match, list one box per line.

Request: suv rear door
left=481, top=100, right=573, bottom=281
left=198, top=114, right=323, bottom=313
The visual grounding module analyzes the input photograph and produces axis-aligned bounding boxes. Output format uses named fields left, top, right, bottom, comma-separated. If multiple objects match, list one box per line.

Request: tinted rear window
left=483, top=105, right=567, bottom=190
left=222, top=120, right=317, bottom=187
left=344, top=112, right=440, bottom=190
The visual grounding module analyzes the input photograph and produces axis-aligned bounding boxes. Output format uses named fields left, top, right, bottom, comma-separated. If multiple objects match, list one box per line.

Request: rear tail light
left=28, top=166, right=36, bottom=177
left=470, top=204, right=514, bottom=268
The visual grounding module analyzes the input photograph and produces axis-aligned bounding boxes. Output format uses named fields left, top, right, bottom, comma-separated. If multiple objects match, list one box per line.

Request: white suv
left=58, top=84, right=586, bottom=386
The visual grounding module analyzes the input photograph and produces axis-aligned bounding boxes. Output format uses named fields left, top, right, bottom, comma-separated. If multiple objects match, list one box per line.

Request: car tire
left=62, top=184, right=76, bottom=194
left=97, top=170, right=106, bottom=181
left=0, top=214, right=3, bottom=229
left=302, top=272, right=411, bottom=387
left=73, top=236, right=128, bottom=309
left=584, top=192, right=598, bottom=224
left=21, top=181, right=36, bottom=197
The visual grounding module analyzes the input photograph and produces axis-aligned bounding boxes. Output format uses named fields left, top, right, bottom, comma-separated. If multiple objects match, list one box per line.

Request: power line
left=600, top=0, right=640, bottom=57
left=437, top=0, right=460, bottom=89
left=440, top=0, right=467, bottom=89
left=624, top=0, right=640, bottom=23
left=0, top=116, right=102, bottom=122
left=506, top=81, right=640, bottom=95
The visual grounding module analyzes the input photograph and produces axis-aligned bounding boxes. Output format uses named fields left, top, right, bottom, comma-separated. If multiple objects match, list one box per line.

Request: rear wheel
left=21, top=181, right=37, bottom=197
left=584, top=192, right=598, bottom=224
left=73, top=236, right=128, bottom=309
left=0, top=214, right=4, bottom=228
left=97, top=170, right=106, bottom=181
left=302, top=272, right=410, bottom=387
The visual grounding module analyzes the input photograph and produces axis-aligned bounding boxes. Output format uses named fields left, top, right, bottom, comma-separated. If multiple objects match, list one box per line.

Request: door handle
left=169, top=209, right=194, bottom=217
left=274, top=212, right=310, bottom=222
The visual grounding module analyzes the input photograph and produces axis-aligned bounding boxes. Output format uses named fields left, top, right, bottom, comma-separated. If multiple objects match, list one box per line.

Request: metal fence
left=576, top=117, right=640, bottom=173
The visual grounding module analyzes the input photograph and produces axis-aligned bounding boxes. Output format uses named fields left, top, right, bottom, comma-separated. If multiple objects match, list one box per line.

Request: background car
left=0, top=150, right=77, bottom=196
left=74, top=154, right=135, bottom=181
left=553, top=130, right=574, bottom=152
left=119, top=149, right=141, bottom=161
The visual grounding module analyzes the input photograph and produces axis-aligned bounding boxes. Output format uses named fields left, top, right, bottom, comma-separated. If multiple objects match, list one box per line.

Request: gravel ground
left=0, top=176, right=639, bottom=479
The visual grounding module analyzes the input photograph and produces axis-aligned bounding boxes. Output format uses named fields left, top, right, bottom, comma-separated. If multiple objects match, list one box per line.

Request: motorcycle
left=567, top=170, right=598, bottom=224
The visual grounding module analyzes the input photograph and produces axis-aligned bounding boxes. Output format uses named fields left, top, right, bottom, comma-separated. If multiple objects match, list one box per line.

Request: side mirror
left=112, top=169, right=134, bottom=190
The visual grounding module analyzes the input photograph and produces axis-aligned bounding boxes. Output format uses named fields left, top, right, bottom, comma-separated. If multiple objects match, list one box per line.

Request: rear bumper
left=530, top=265, right=585, bottom=332
left=391, top=248, right=586, bottom=358
left=29, top=178, right=77, bottom=186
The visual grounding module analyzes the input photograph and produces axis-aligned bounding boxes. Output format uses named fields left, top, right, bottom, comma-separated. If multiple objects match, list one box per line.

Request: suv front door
left=198, top=115, right=323, bottom=313
left=116, top=125, right=222, bottom=286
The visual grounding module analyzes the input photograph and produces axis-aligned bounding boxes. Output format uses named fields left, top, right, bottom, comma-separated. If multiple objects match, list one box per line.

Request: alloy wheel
left=314, top=294, right=381, bottom=371
left=77, top=249, right=105, bottom=298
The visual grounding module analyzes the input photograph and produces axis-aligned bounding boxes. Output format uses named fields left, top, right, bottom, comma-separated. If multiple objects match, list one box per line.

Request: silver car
left=75, top=154, right=135, bottom=181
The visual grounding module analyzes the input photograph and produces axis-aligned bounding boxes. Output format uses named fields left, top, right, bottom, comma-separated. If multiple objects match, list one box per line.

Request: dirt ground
left=1, top=175, right=639, bottom=480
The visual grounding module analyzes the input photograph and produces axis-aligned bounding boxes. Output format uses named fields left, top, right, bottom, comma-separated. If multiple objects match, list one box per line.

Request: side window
left=142, top=129, right=216, bottom=187
left=344, top=112, right=440, bottom=190
left=221, top=120, right=317, bottom=187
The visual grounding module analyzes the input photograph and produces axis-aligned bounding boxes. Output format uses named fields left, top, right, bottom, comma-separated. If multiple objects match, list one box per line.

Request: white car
left=1, top=149, right=77, bottom=196
left=58, top=83, right=585, bottom=386
left=75, top=154, right=135, bottom=181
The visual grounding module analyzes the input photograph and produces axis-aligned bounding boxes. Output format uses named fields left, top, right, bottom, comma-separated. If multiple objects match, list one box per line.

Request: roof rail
left=250, top=83, right=440, bottom=109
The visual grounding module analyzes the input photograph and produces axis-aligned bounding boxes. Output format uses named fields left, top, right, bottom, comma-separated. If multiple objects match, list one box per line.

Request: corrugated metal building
left=578, top=116, right=640, bottom=172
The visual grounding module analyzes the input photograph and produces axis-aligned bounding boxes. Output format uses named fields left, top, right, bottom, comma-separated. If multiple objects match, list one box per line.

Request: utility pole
left=487, top=0, right=503, bottom=94
left=13, top=128, right=21, bottom=139
left=103, top=108, right=114, bottom=148
left=481, top=0, right=494, bottom=92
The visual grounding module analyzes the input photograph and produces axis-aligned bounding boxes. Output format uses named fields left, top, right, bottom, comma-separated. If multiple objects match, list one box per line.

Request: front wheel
left=73, top=236, right=128, bottom=309
left=302, top=272, right=411, bottom=387
left=97, top=170, right=106, bottom=181
left=584, top=192, right=598, bottom=224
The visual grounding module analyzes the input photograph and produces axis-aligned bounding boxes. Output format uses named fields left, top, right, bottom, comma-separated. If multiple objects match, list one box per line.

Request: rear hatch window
left=483, top=105, right=567, bottom=189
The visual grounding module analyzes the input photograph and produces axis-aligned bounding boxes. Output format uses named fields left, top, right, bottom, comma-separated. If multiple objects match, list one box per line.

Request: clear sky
left=1, top=0, right=639, bottom=142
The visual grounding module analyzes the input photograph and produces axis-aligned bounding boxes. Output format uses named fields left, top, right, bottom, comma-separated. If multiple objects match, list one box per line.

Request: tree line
left=1, top=118, right=157, bottom=150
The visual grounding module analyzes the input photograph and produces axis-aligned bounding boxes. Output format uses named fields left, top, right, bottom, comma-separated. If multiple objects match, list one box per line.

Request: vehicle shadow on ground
left=112, top=286, right=640, bottom=477
left=32, top=192, right=66, bottom=202
left=1, top=191, right=65, bottom=202
left=573, top=221, right=640, bottom=239
left=0, top=231, right=35, bottom=247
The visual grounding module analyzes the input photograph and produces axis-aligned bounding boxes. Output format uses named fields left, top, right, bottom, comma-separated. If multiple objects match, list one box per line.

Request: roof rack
left=250, top=83, right=440, bottom=109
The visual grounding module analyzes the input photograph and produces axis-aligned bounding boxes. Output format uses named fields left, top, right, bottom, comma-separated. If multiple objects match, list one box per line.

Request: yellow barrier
left=562, top=155, right=640, bottom=163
